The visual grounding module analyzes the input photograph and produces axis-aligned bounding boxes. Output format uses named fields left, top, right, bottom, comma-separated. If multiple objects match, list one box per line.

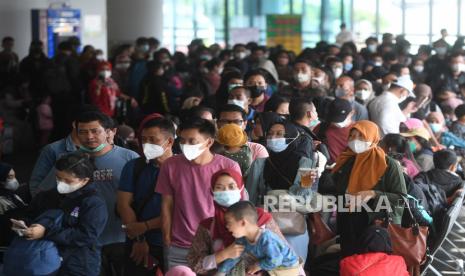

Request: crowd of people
left=0, top=29, right=465, bottom=276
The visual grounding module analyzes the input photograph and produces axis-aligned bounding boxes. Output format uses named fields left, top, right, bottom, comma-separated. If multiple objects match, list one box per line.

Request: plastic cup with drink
left=299, top=167, right=318, bottom=188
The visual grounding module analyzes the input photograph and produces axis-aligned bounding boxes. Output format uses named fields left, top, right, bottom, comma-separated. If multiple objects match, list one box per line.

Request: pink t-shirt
left=155, top=154, right=241, bottom=248
left=247, top=142, right=269, bottom=161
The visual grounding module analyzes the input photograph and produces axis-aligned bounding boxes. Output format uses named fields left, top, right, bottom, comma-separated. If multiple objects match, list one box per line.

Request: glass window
left=302, top=0, right=321, bottom=47
left=353, top=0, right=377, bottom=43
left=432, top=0, right=458, bottom=45
left=378, top=0, right=402, bottom=35
left=404, top=0, right=430, bottom=49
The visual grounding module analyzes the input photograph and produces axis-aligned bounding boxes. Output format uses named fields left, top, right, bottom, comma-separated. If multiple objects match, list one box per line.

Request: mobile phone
left=10, top=219, right=27, bottom=229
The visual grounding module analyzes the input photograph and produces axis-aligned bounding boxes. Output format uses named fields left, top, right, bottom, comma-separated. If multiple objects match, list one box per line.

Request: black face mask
left=249, top=85, right=266, bottom=98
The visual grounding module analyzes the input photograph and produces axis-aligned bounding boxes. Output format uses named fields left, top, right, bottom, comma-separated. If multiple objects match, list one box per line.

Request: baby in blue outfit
left=216, top=201, right=299, bottom=275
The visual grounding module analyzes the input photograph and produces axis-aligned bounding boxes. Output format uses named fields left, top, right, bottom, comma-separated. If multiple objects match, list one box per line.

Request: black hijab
left=263, top=121, right=311, bottom=190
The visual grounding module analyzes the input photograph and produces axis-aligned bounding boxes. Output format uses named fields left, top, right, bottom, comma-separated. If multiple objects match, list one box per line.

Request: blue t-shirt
left=93, top=146, right=139, bottom=245
left=218, top=229, right=298, bottom=273
left=118, top=158, right=162, bottom=246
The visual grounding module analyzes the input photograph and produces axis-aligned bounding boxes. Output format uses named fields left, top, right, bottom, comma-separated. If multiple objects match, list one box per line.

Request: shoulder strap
left=132, top=158, right=158, bottom=219
left=266, top=158, right=293, bottom=186
left=132, top=157, right=147, bottom=186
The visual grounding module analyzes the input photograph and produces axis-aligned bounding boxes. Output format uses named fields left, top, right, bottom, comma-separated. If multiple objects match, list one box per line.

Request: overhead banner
left=266, top=14, right=302, bottom=54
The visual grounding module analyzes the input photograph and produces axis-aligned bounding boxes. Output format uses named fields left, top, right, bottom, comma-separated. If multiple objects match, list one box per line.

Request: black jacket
left=415, top=169, right=463, bottom=198
left=30, top=183, right=108, bottom=276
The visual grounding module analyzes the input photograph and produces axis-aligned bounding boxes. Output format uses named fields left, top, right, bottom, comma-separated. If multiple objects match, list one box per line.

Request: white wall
left=0, top=0, right=107, bottom=59
left=107, top=0, right=163, bottom=50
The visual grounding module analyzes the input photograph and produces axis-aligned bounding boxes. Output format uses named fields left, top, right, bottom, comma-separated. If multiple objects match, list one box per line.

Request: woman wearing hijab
left=251, top=112, right=284, bottom=143
left=246, top=119, right=319, bottom=264
left=186, top=169, right=284, bottom=275
left=330, top=120, right=407, bottom=257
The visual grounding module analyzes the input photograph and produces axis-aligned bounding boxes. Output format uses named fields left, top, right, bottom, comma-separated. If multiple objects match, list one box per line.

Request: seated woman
left=426, top=112, right=465, bottom=156
left=328, top=121, right=406, bottom=257
left=246, top=120, right=318, bottom=264
left=12, top=152, right=108, bottom=276
left=186, top=169, right=287, bottom=275
left=0, top=163, right=27, bottom=246
left=379, top=134, right=421, bottom=178
left=400, top=127, right=434, bottom=172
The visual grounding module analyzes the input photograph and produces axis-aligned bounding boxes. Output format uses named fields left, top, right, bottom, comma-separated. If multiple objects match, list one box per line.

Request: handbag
left=266, top=159, right=306, bottom=235
left=384, top=194, right=428, bottom=276
left=308, top=212, right=335, bottom=245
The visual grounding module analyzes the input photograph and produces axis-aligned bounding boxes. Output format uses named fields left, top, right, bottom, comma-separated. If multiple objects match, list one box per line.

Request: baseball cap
left=327, top=98, right=352, bottom=123
left=392, top=75, right=415, bottom=97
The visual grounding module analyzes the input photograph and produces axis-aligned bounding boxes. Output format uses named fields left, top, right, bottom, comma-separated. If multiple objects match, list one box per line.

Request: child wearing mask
left=217, top=201, right=301, bottom=276
left=0, top=163, right=27, bottom=246
left=89, top=61, right=136, bottom=117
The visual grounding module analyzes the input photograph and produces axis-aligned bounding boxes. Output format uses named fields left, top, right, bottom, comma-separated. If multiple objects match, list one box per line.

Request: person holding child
left=217, top=201, right=301, bottom=276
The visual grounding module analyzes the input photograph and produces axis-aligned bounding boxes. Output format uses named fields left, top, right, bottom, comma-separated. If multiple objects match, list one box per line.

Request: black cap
left=455, top=104, right=465, bottom=119
left=327, top=98, right=352, bottom=123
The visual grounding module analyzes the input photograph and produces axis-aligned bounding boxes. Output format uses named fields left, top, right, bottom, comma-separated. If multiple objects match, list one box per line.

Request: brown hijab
left=332, top=120, right=388, bottom=193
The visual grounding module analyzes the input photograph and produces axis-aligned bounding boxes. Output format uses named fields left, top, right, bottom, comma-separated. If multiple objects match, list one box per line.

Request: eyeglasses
left=218, top=119, right=244, bottom=125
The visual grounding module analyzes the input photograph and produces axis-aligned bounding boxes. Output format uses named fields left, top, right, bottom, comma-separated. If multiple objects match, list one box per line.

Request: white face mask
left=398, top=92, right=408, bottom=103
left=180, top=142, right=207, bottom=161
left=56, top=180, right=83, bottom=194
left=294, top=73, right=310, bottom=84
left=348, top=139, right=372, bottom=154
left=96, top=54, right=104, bottom=61
left=99, top=70, right=111, bottom=79
left=227, top=99, right=245, bottom=109
left=355, top=89, right=371, bottom=101
left=414, top=65, right=424, bottom=73
left=235, top=52, right=247, bottom=60
left=334, top=116, right=350, bottom=128
left=333, top=67, right=343, bottom=79
left=451, top=64, right=460, bottom=73
left=374, top=61, right=383, bottom=67
left=4, top=178, right=19, bottom=191
left=143, top=142, right=166, bottom=160
left=459, top=63, right=465, bottom=73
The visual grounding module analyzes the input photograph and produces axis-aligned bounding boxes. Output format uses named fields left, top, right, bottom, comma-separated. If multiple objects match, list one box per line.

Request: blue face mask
left=309, top=119, right=320, bottom=128
left=344, top=63, right=353, bottom=72
left=429, top=123, right=442, bottom=133
left=213, top=190, right=241, bottom=207
left=80, top=143, right=106, bottom=153
left=267, top=138, right=288, bottom=153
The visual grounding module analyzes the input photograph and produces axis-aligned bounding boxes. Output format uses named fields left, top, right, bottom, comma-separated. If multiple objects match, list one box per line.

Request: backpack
left=3, top=210, right=63, bottom=276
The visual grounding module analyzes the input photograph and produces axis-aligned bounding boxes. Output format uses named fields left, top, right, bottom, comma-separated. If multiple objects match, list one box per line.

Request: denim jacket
left=29, top=135, right=77, bottom=197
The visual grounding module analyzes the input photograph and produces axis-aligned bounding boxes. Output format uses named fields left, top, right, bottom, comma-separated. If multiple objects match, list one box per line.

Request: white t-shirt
left=369, top=91, right=407, bottom=136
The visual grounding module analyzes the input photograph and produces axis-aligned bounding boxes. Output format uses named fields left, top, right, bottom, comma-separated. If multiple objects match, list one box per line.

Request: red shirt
left=315, top=123, right=352, bottom=162
left=89, top=78, right=121, bottom=117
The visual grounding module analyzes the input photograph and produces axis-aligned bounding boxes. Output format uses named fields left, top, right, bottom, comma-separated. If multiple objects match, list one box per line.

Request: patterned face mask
left=223, top=145, right=253, bottom=176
